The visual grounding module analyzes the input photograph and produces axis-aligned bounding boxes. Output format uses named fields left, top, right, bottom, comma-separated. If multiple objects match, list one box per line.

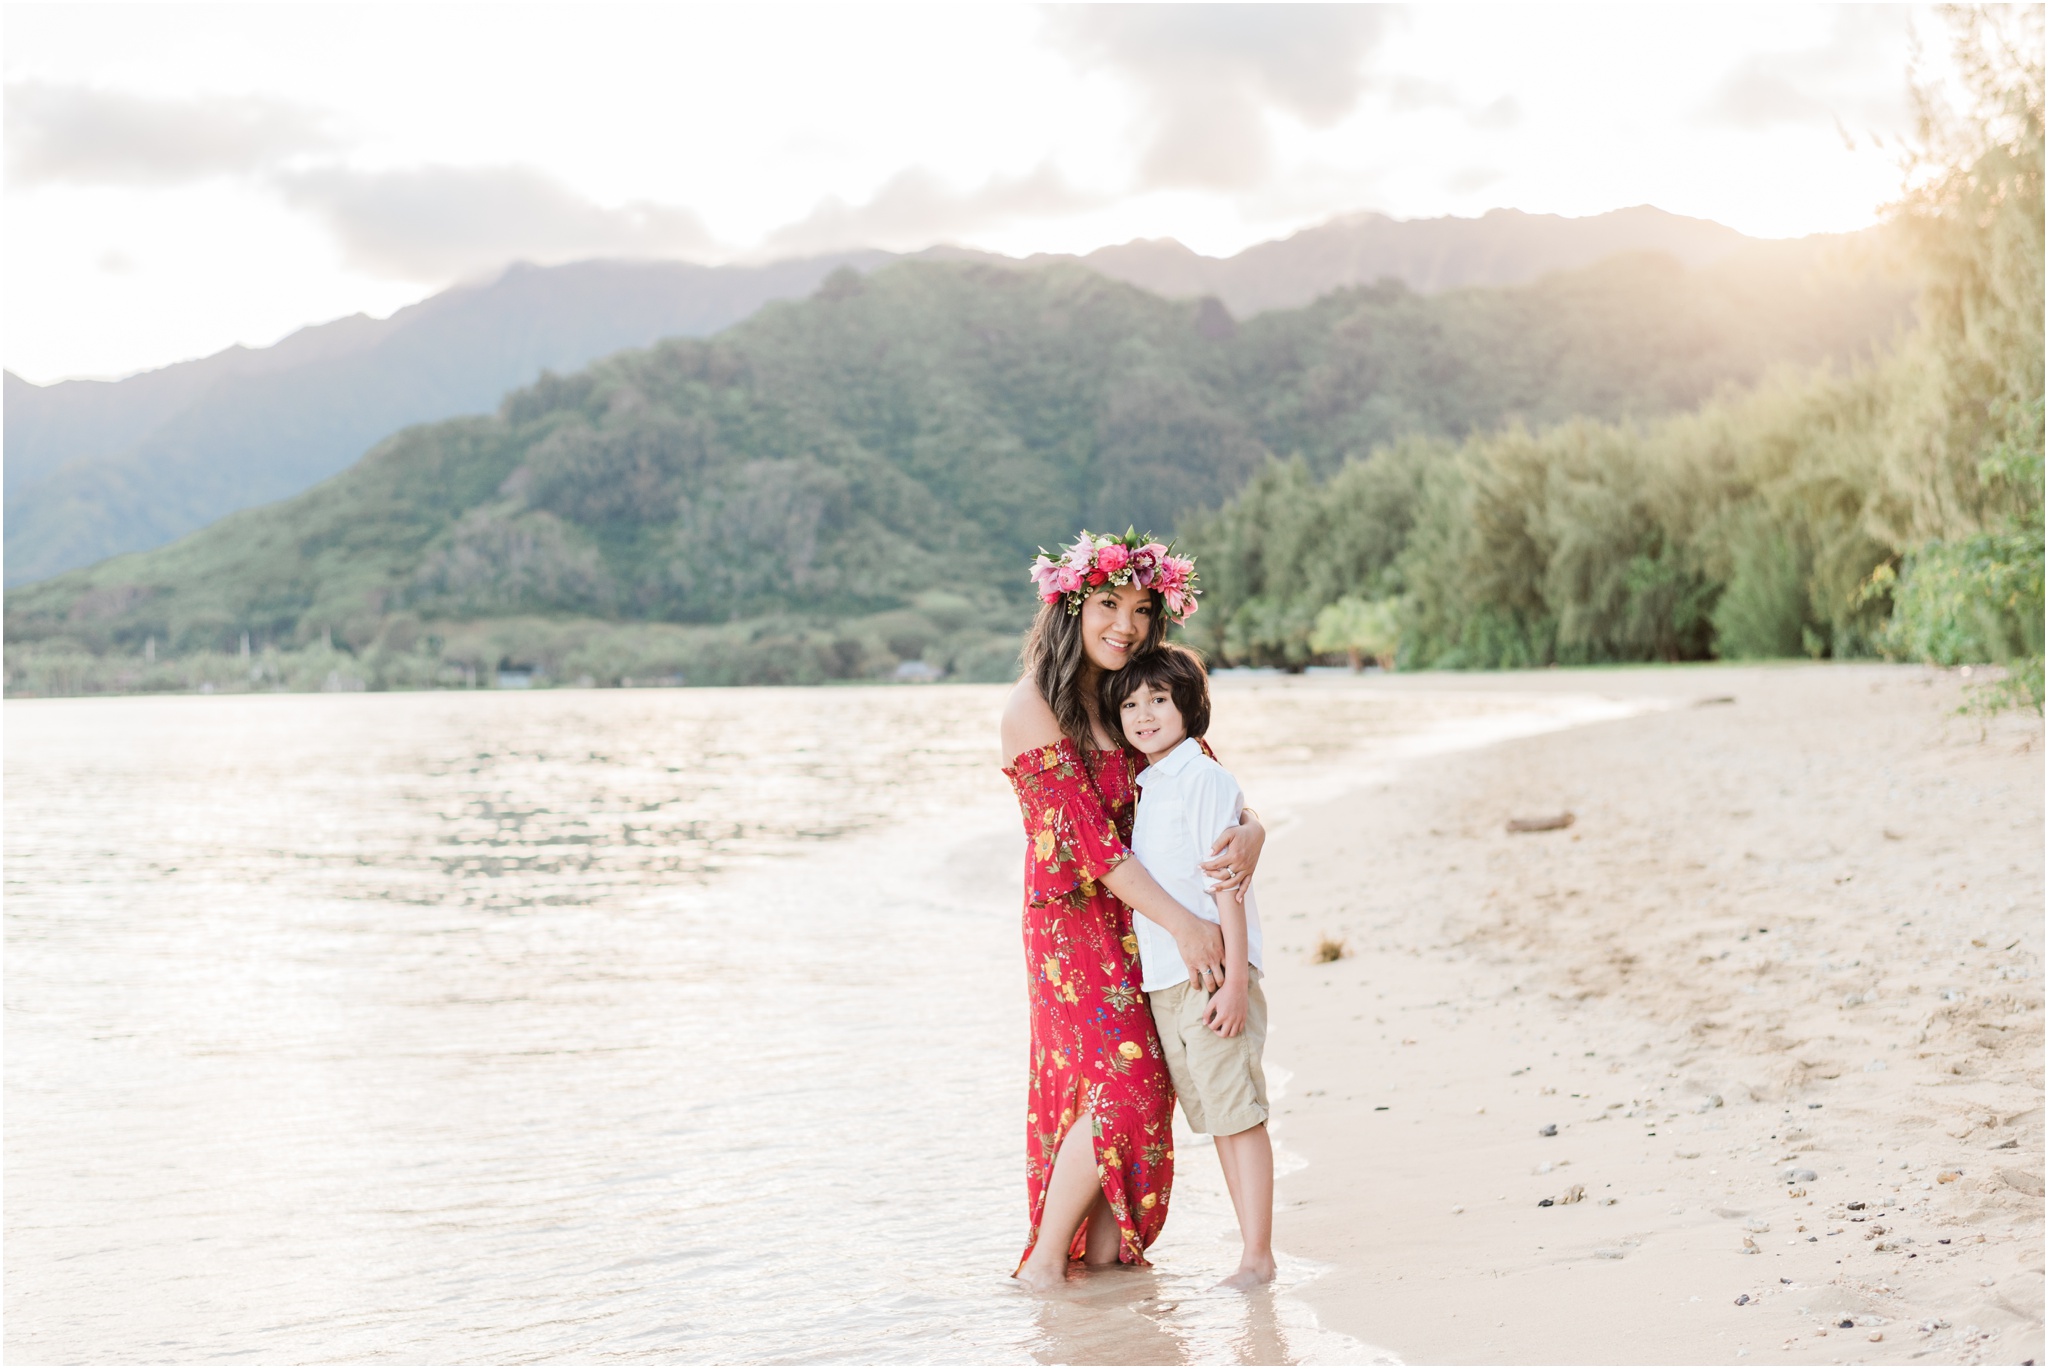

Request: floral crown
left=1028, top=528, right=1200, bottom=624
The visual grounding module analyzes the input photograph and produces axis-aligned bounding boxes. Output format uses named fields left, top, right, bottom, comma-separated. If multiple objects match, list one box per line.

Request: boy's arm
left=1197, top=772, right=1254, bottom=1036
left=1204, top=875, right=1251, bottom=1037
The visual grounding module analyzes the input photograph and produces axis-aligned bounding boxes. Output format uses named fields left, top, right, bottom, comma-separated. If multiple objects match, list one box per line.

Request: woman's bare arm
left=1103, top=859, right=1225, bottom=980
left=1001, top=678, right=1225, bottom=980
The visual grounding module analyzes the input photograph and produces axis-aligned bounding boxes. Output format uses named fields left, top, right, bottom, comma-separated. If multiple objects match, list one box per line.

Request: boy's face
left=1119, top=680, right=1187, bottom=760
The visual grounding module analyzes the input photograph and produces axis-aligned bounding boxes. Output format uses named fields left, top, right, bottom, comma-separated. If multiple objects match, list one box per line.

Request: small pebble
left=1451, top=1205, right=1464, bottom=1214
left=1868, top=1331, right=1884, bottom=1343
left=1539, top=1123, right=1557, bottom=1137
left=1735, top=1293, right=1751, bottom=1305
left=1782, top=1167, right=1818, bottom=1183
left=1537, top=1198, right=1554, bottom=1207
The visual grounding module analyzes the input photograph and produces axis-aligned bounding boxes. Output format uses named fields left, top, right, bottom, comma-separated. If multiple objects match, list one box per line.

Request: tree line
left=1181, top=10, right=2043, bottom=711
left=4, top=193, right=1907, bottom=695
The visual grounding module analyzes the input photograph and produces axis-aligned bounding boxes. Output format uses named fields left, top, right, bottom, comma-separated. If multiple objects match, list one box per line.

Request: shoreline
left=1255, top=663, right=2043, bottom=1365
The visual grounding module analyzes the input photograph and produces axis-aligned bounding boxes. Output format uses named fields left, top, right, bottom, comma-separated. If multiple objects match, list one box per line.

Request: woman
left=1000, top=531, right=1266, bottom=1290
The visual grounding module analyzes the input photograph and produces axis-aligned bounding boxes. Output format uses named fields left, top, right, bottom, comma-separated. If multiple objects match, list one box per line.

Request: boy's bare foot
left=1213, top=1256, right=1276, bottom=1290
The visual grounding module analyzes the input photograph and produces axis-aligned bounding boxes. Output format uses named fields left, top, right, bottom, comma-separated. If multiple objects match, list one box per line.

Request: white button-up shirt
left=1129, top=737, right=1264, bottom=993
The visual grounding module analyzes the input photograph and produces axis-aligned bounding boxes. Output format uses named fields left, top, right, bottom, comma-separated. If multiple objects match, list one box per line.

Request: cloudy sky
left=7, top=3, right=1932, bottom=383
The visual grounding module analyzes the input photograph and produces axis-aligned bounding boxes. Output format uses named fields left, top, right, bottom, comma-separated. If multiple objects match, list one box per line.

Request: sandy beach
left=1252, top=663, right=2043, bottom=1365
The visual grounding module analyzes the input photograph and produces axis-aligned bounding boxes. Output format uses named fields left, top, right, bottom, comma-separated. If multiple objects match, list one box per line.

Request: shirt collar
left=1136, top=736, right=1205, bottom=785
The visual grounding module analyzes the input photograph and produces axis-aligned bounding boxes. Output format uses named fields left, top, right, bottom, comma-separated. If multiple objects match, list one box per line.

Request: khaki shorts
left=1148, top=971, right=1268, bottom=1137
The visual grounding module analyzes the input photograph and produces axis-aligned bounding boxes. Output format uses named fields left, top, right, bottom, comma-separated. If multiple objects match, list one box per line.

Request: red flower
left=1087, top=568, right=1107, bottom=586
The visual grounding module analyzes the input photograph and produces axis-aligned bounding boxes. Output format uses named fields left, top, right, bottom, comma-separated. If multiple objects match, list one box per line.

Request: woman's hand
left=1173, top=917, right=1226, bottom=993
left=1102, top=858, right=1227, bottom=990
left=1200, top=808, right=1265, bottom=898
left=1203, top=979, right=1249, bottom=1038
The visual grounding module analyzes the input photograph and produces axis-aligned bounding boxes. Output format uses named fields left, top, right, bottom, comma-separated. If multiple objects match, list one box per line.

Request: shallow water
left=5, top=680, right=1637, bottom=1363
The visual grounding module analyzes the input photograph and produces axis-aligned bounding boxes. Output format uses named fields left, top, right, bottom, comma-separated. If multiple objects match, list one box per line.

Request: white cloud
left=275, top=165, right=715, bottom=281
left=1697, top=4, right=1913, bottom=130
left=1042, top=3, right=1394, bottom=189
left=762, top=164, right=1104, bottom=257
left=4, top=3, right=1929, bottom=381
left=6, top=81, right=335, bottom=186
left=1470, top=96, right=1521, bottom=131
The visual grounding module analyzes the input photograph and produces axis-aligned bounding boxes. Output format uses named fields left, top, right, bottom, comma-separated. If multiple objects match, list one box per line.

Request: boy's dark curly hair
left=1099, top=643, right=1211, bottom=750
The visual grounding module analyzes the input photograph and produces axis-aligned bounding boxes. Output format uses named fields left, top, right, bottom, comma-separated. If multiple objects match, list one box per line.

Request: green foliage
left=4, top=604, right=1026, bottom=698
left=1309, top=596, right=1402, bottom=669
left=1187, top=7, right=2044, bottom=707
left=1178, top=439, right=1439, bottom=666
left=1879, top=8, right=2046, bottom=710
left=10, top=239, right=1899, bottom=694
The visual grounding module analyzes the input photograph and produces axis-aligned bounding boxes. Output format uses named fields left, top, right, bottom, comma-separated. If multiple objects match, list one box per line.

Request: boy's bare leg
left=1211, top=1123, right=1276, bottom=1288
left=1017, top=1116, right=1109, bottom=1290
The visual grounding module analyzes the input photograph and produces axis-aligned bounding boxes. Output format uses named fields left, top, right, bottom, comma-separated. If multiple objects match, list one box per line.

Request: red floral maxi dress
left=1003, top=737, right=1174, bottom=1269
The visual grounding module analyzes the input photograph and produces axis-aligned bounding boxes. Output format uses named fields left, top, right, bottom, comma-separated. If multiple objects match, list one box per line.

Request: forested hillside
left=6, top=232, right=1911, bottom=694
left=6, top=203, right=1796, bottom=589
left=3, top=252, right=890, bottom=585
left=1184, top=12, right=2043, bottom=710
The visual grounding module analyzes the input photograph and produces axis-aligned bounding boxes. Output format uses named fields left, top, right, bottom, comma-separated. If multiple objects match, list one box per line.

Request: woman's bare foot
left=1213, top=1255, right=1276, bottom=1290
left=1014, top=1259, right=1070, bottom=1293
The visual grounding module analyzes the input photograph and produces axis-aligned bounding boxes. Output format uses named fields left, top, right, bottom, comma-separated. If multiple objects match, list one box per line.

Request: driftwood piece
left=1507, top=812, right=1575, bottom=833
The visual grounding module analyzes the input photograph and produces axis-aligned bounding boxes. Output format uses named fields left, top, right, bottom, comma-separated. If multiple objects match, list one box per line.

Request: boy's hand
left=1203, top=979, right=1249, bottom=1038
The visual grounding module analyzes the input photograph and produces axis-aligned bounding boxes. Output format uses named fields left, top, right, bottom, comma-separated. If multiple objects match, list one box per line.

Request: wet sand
left=1257, top=664, right=2044, bottom=1365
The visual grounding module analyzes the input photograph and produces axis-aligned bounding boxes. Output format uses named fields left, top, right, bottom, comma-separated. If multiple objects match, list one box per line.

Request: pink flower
left=1095, top=543, right=1130, bottom=575
left=1056, top=566, right=1085, bottom=595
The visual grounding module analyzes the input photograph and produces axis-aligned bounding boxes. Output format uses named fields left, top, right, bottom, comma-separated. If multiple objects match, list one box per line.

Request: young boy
left=1100, top=644, right=1274, bottom=1289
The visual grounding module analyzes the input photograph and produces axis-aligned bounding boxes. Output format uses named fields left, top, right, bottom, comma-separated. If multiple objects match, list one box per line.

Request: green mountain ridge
left=3, top=253, right=893, bottom=585
left=5, top=244, right=1913, bottom=693
left=5, top=204, right=1865, bottom=588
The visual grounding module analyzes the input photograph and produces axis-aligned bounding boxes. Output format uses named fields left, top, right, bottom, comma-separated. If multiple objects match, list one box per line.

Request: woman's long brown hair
left=1018, top=589, right=1169, bottom=751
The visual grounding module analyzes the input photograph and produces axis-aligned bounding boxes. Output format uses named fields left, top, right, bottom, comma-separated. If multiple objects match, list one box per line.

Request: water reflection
left=6, top=682, right=1599, bottom=1362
